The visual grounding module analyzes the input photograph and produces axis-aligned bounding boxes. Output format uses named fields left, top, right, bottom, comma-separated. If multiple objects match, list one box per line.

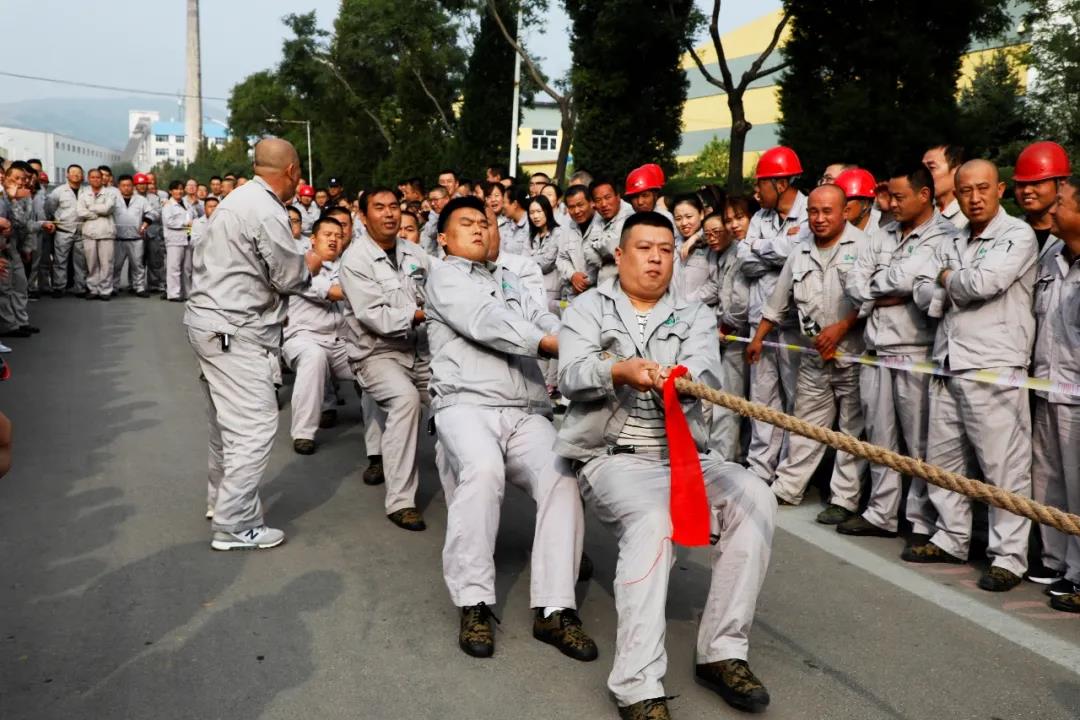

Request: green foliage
left=777, top=0, right=1010, bottom=181
left=565, top=0, right=696, bottom=183
left=226, top=3, right=465, bottom=193
left=957, top=51, right=1033, bottom=166
left=676, top=136, right=730, bottom=179
left=452, top=0, right=520, bottom=178
left=1025, top=0, right=1080, bottom=158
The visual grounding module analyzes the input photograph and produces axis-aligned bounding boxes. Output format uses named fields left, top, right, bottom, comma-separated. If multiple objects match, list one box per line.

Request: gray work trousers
left=578, top=453, right=776, bottom=707
left=747, top=325, right=800, bottom=480
left=859, top=353, right=935, bottom=533
left=282, top=335, right=353, bottom=441
left=84, top=238, right=115, bottom=297
left=0, top=247, right=28, bottom=330
left=166, top=244, right=193, bottom=300
left=52, top=230, right=87, bottom=292
left=1032, top=399, right=1080, bottom=583
left=189, top=328, right=281, bottom=533
left=710, top=340, right=748, bottom=462
left=925, top=372, right=1032, bottom=576
left=771, top=357, right=866, bottom=510
left=361, top=392, right=384, bottom=456
left=437, top=405, right=583, bottom=610
left=113, top=238, right=146, bottom=293
left=29, top=232, right=47, bottom=293
left=146, top=233, right=166, bottom=291
left=353, top=356, right=428, bottom=514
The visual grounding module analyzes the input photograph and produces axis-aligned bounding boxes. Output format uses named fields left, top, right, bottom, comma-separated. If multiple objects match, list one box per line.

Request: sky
left=0, top=0, right=781, bottom=104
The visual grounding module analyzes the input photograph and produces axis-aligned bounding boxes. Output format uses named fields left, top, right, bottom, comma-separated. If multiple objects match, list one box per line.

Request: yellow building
left=518, top=4, right=1030, bottom=178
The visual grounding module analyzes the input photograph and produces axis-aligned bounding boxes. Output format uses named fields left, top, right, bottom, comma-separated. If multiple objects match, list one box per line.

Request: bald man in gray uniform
left=185, top=138, right=320, bottom=551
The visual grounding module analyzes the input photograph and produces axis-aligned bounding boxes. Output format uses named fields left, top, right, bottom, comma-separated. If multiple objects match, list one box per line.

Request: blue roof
left=151, top=120, right=228, bottom=139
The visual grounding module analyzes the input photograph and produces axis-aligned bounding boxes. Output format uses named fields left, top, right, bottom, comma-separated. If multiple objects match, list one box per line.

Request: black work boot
left=695, top=658, right=770, bottom=713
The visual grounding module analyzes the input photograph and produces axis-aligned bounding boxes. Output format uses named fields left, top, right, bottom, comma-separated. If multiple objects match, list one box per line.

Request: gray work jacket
left=555, top=278, right=721, bottom=463
left=339, top=235, right=430, bottom=366
left=76, top=188, right=115, bottom=240
left=913, top=206, right=1037, bottom=371
left=695, top=242, right=749, bottom=331
left=183, top=175, right=310, bottom=349
left=763, top=223, right=868, bottom=365
left=1033, top=240, right=1080, bottom=405
left=112, top=193, right=152, bottom=240
left=583, top=203, right=634, bottom=285
left=426, top=255, right=558, bottom=415
left=284, top=261, right=350, bottom=345
left=739, top=191, right=809, bottom=326
left=845, top=212, right=956, bottom=354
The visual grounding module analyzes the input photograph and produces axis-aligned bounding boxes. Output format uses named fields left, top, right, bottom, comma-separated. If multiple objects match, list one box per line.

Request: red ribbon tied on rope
left=662, top=365, right=710, bottom=547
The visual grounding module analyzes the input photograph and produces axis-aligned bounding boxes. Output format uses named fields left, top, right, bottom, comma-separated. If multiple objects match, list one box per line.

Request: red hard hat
left=133, top=172, right=150, bottom=185
left=755, top=146, right=803, bottom=180
left=1014, top=141, right=1071, bottom=182
left=298, top=184, right=315, bottom=198
left=38, top=171, right=49, bottom=184
left=624, top=163, right=665, bottom=195
left=834, top=168, right=877, bottom=199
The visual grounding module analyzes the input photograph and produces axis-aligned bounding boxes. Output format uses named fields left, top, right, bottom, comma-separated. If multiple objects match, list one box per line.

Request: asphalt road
left=1, top=295, right=1078, bottom=720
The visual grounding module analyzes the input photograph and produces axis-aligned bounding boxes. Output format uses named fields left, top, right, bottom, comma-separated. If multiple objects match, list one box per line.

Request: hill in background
left=0, top=96, right=229, bottom=150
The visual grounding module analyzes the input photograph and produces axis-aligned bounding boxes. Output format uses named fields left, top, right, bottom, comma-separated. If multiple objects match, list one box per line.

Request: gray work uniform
left=76, top=187, right=116, bottom=297
left=675, top=234, right=712, bottom=299
left=28, top=188, right=48, bottom=295
left=695, top=241, right=750, bottom=460
left=426, top=255, right=583, bottom=610
left=554, top=223, right=587, bottom=301
left=140, top=190, right=166, bottom=292
left=340, top=236, right=431, bottom=515
left=502, top=214, right=530, bottom=256
left=764, top=224, right=869, bottom=510
left=912, top=206, right=1037, bottom=576
left=576, top=212, right=604, bottom=285
left=582, top=203, right=633, bottom=285
left=184, top=175, right=310, bottom=533
left=0, top=193, right=33, bottom=331
left=844, top=213, right=956, bottom=532
left=940, top=198, right=970, bottom=233
left=112, top=193, right=152, bottom=293
left=163, top=199, right=194, bottom=299
left=291, top=200, right=320, bottom=237
left=557, top=278, right=776, bottom=708
left=1030, top=240, right=1080, bottom=583
left=740, top=193, right=808, bottom=479
left=283, top=261, right=354, bottom=441
left=524, top=227, right=564, bottom=387
left=45, top=183, right=87, bottom=293
left=421, top=211, right=440, bottom=256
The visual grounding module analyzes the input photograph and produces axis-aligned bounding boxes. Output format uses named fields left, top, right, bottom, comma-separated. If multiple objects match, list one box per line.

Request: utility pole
left=507, top=6, right=523, bottom=175
left=184, top=0, right=203, bottom=163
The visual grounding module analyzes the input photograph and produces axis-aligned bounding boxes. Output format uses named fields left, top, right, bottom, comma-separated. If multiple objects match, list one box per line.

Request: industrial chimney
left=184, top=0, right=203, bottom=163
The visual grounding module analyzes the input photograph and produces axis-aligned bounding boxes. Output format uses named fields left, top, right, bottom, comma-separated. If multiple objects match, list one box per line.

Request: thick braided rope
left=674, top=377, right=1080, bottom=538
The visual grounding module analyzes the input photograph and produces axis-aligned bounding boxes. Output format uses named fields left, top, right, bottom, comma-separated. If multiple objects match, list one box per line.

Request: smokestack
left=184, top=0, right=202, bottom=163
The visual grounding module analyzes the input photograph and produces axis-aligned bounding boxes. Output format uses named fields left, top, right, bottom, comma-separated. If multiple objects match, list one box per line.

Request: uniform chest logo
left=664, top=314, right=677, bottom=326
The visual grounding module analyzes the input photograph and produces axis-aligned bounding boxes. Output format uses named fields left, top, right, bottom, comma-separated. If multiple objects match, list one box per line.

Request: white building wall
left=0, top=126, right=121, bottom=185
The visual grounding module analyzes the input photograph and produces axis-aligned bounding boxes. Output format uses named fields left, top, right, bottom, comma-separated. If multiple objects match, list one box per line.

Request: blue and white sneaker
left=211, top=526, right=285, bottom=551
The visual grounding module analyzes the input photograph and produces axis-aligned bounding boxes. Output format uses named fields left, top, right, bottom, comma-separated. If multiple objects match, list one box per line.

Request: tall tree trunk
left=555, top=103, right=575, bottom=186
left=727, top=93, right=752, bottom=193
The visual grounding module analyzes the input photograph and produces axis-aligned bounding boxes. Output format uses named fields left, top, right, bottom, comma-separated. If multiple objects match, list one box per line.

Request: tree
left=228, top=4, right=465, bottom=191
left=678, top=136, right=730, bottom=179
left=565, top=0, right=696, bottom=183
left=957, top=51, right=1033, bottom=165
left=1025, top=0, right=1080, bottom=158
left=777, top=1, right=1010, bottom=181
left=484, top=0, right=576, bottom=185
left=454, top=0, right=520, bottom=178
left=678, top=2, right=789, bottom=191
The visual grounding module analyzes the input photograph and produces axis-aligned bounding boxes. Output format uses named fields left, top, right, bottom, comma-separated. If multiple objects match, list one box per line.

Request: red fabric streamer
left=662, top=365, right=710, bottom=547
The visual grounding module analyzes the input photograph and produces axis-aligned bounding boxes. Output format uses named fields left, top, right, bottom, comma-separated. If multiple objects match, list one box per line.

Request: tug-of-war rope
left=675, top=377, right=1080, bottom=538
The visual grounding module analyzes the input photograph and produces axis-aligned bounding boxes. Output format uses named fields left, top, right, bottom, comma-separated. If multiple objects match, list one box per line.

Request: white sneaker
left=210, top=526, right=285, bottom=551
left=205, top=505, right=215, bottom=520
left=0, top=342, right=11, bottom=353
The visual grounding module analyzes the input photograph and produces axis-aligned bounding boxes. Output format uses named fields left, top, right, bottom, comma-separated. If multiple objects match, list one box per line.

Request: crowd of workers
left=1, top=133, right=1078, bottom=720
